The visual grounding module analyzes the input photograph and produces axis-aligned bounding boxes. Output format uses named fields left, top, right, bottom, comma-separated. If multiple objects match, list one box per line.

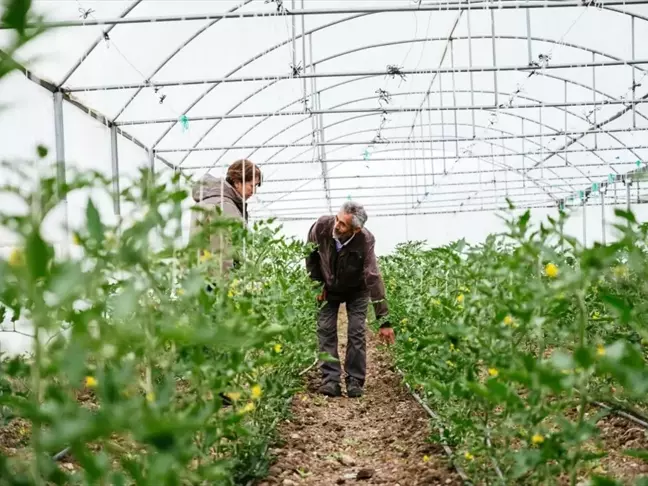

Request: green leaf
left=25, top=228, right=50, bottom=281
left=85, top=198, right=104, bottom=244
left=1, top=0, right=31, bottom=36
left=624, top=449, right=648, bottom=463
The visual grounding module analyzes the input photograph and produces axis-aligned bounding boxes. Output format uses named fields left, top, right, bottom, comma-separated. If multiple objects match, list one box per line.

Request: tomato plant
left=0, top=159, right=317, bottom=485
left=382, top=208, right=648, bottom=485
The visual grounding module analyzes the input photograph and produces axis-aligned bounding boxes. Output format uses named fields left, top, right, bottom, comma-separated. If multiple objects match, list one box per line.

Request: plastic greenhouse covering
left=2, top=0, right=648, bottom=256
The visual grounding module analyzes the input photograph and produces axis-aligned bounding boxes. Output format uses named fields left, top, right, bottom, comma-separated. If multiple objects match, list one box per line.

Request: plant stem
left=570, top=290, right=588, bottom=486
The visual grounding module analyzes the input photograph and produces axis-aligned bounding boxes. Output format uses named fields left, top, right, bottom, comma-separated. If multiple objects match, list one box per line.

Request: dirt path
left=261, top=306, right=460, bottom=486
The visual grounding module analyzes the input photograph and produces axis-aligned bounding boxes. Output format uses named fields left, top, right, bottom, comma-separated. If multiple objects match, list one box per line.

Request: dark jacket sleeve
left=363, top=233, right=389, bottom=324
left=305, top=221, right=324, bottom=283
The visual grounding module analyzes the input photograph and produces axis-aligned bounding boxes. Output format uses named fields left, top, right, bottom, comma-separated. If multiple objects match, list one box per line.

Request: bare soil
left=259, top=306, right=460, bottom=486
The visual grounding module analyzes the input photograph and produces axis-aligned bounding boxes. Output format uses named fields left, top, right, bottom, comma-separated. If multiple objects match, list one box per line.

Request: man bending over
left=306, top=201, right=395, bottom=398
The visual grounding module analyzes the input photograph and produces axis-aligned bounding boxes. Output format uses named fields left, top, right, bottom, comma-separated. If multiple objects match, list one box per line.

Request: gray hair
left=341, top=201, right=368, bottom=229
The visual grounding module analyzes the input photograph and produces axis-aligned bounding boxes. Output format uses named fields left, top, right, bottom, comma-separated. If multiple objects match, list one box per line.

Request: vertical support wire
left=110, top=125, right=121, bottom=217
left=540, top=105, right=544, bottom=182
left=592, top=52, right=598, bottom=148
left=420, top=112, right=426, bottom=190
left=426, top=95, right=435, bottom=186
left=564, top=80, right=568, bottom=166
left=521, top=119, right=526, bottom=190
left=54, top=92, right=69, bottom=257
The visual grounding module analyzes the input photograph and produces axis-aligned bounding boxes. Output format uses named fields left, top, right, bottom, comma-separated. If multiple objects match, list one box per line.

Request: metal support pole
left=582, top=200, right=587, bottom=247
left=467, top=7, right=476, bottom=139
left=526, top=8, right=532, bottom=65
left=450, top=39, right=459, bottom=157
left=592, top=52, right=598, bottom=148
left=148, top=148, right=155, bottom=175
left=110, top=125, right=121, bottom=216
left=54, top=91, right=69, bottom=256
left=632, top=16, right=637, bottom=128
left=490, top=9, right=498, bottom=107
left=601, top=191, right=606, bottom=244
left=309, top=32, right=331, bottom=214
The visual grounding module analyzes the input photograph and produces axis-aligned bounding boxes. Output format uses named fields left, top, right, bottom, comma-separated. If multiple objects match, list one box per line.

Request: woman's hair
left=226, top=159, right=262, bottom=187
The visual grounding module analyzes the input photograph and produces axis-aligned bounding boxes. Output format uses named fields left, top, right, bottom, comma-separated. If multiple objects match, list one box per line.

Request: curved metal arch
left=259, top=121, right=585, bottom=203
left=151, top=6, right=648, bottom=154
left=256, top=138, right=563, bottom=211
left=112, top=0, right=255, bottom=120
left=197, top=37, right=647, bottom=172
left=58, top=0, right=144, bottom=86
left=267, top=121, right=583, bottom=195
left=147, top=11, right=374, bottom=148
left=249, top=89, right=622, bottom=183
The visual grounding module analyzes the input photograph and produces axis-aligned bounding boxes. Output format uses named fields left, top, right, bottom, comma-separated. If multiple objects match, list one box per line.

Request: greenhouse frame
left=2, top=0, right=648, bottom=254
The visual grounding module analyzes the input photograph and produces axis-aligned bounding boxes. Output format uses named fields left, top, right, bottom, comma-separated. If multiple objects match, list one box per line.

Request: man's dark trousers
left=317, top=294, right=369, bottom=386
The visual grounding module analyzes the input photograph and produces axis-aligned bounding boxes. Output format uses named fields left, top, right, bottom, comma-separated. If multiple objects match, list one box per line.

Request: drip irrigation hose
left=396, top=367, right=472, bottom=485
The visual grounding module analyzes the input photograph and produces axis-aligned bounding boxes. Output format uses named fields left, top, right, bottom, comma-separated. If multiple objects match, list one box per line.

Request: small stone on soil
left=356, top=468, right=375, bottom=480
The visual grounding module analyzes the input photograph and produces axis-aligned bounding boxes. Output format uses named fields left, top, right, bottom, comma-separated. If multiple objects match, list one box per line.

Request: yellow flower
left=225, top=392, right=241, bottom=402
left=449, top=343, right=456, bottom=352
left=251, top=384, right=262, bottom=400
left=503, top=315, right=514, bottom=326
left=422, top=455, right=430, bottom=463
left=177, top=288, right=185, bottom=296
left=274, top=343, right=283, bottom=353
left=146, top=392, right=155, bottom=403
left=446, top=360, right=456, bottom=368
left=612, top=265, right=628, bottom=279
left=464, top=452, right=474, bottom=461
left=238, top=402, right=255, bottom=415
left=72, top=233, right=81, bottom=246
left=431, top=299, right=441, bottom=306
left=401, top=318, right=408, bottom=325
left=227, top=290, right=235, bottom=298
left=408, top=337, right=414, bottom=343
left=531, top=433, right=545, bottom=445
left=85, top=376, right=97, bottom=388
left=199, top=250, right=212, bottom=262
left=456, top=293, right=464, bottom=304
left=545, top=263, right=559, bottom=278
left=8, top=248, right=23, bottom=268
left=597, top=344, right=606, bottom=357
left=592, top=311, right=601, bottom=320
left=488, top=368, right=499, bottom=378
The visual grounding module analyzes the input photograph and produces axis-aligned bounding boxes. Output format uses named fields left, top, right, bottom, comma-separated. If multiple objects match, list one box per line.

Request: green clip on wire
left=347, top=194, right=352, bottom=201
left=637, top=159, right=642, bottom=168
left=592, top=182, right=599, bottom=192
left=363, top=148, right=371, bottom=161
left=579, top=190, right=585, bottom=201
left=608, top=174, right=615, bottom=183
left=180, top=115, right=189, bottom=132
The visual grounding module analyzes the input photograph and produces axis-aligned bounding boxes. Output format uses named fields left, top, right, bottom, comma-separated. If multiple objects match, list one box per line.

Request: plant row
left=0, top=161, right=318, bottom=486
left=382, top=209, right=648, bottom=485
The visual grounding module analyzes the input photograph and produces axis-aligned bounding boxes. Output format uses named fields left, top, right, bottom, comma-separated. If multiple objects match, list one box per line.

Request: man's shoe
left=346, top=379, right=363, bottom=398
left=318, top=381, right=342, bottom=397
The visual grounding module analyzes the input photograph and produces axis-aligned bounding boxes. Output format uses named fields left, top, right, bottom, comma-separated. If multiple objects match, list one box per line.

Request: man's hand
left=378, top=326, right=395, bottom=345
left=317, top=288, right=327, bottom=302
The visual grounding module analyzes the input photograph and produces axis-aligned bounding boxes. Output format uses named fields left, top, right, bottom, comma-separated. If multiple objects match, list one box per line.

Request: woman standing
left=190, top=159, right=262, bottom=273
